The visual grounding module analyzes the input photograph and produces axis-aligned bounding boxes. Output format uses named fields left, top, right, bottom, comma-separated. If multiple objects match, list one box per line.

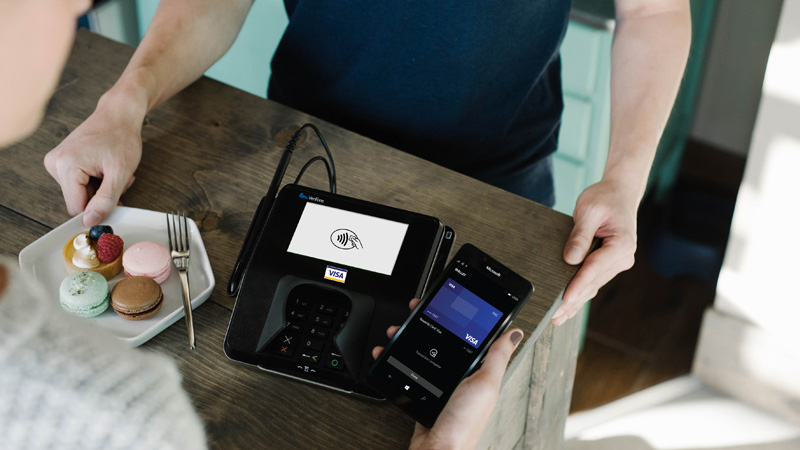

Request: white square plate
left=18, top=206, right=215, bottom=347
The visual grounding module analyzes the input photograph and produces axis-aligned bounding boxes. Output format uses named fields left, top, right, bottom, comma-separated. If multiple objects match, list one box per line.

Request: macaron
left=110, top=276, right=164, bottom=321
left=122, top=241, right=171, bottom=284
left=59, top=270, right=110, bottom=318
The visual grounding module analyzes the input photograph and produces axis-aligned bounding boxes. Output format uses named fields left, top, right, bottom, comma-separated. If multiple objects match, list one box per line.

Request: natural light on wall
left=762, top=26, right=800, bottom=104
left=714, top=0, right=800, bottom=345
left=567, top=390, right=800, bottom=448
left=715, top=135, right=800, bottom=340
left=565, top=2, right=800, bottom=449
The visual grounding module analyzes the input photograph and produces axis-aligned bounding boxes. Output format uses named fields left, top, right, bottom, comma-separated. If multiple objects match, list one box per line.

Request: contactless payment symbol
left=330, top=229, right=363, bottom=250
left=324, top=265, right=348, bottom=283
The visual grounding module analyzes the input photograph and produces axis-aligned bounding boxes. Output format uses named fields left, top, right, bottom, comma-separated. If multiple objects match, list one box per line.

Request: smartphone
left=367, top=243, right=533, bottom=427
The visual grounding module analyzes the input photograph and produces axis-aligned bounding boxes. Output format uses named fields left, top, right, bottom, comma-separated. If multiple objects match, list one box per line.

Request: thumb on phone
left=471, top=327, right=523, bottom=387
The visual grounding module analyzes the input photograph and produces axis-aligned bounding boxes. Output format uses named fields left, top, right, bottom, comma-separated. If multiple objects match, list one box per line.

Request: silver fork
left=167, top=211, right=196, bottom=350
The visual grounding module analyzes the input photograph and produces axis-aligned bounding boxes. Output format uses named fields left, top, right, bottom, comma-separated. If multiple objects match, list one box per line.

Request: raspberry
left=96, top=233, right=124, bottom=263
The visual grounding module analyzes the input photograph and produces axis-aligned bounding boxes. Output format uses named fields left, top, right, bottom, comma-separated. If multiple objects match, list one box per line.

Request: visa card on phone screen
left=423, top=278, right=503, bottom=348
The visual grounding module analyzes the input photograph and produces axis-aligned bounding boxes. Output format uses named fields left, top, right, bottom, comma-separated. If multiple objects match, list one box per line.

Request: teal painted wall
left=136, top=0, right=289, bottom=98
left=553, top=21, right=612, bottom=215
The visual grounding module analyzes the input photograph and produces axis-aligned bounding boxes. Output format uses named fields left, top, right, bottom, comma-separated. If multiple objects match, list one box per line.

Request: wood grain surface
left=0, top=30, right=582, bottom=449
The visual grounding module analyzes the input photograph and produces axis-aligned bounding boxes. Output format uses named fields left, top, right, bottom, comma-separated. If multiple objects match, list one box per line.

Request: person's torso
left=270, top=0, right=571, bottom=178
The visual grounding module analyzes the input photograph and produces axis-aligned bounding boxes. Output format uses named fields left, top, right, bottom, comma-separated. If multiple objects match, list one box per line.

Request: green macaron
left=59, top=270, right=110, bottom=318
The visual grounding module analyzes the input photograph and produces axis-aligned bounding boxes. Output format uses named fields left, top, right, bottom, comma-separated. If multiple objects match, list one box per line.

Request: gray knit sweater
left=0, top=257, right=207, bottom=449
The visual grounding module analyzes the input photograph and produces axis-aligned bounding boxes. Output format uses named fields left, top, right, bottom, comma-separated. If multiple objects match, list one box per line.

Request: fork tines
left=167, top=211, right=190, bottom=258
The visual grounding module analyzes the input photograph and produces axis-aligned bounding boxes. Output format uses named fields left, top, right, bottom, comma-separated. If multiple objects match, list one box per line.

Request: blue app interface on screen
left=423, top=278, right=503, bottom=348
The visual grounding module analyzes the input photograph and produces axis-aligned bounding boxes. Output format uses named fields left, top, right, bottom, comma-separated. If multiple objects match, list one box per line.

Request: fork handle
left=177, top=269, right=196, bottom=350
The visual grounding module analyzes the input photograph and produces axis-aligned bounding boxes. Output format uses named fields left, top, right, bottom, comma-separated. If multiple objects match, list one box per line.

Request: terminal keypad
left=268, top=285, right=351, bottom=375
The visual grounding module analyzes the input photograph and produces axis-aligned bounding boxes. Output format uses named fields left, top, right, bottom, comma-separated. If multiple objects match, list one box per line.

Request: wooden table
left=0, top=31, right=584, bottom=449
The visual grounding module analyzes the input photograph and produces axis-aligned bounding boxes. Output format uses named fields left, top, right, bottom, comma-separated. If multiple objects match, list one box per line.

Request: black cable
left=294, top=155, right=333, bottom=190
left=262, top=122, right=336, bottom=207
left=228, top=122, right=337, bottom=297
left=290, top=123, right=337, bottom=193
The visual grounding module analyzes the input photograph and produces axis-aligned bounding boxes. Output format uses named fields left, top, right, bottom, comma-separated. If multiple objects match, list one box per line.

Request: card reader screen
left=287, top=202, right=409, bottom=276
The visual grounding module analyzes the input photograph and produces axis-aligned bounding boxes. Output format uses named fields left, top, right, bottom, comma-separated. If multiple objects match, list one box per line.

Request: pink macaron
left=122, top=241, right=172, bottom=284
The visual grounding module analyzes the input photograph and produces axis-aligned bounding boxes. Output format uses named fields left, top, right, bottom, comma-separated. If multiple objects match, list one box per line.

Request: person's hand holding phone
left=372, top=298, right=524, bottom=449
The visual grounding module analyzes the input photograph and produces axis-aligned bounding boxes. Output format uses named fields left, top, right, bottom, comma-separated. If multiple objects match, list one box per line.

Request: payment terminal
left=224, top=184, right=454, bottom=399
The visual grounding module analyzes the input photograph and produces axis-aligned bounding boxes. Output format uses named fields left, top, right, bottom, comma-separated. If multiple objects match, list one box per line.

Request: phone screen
left=368, top=245, right=531, bottom=426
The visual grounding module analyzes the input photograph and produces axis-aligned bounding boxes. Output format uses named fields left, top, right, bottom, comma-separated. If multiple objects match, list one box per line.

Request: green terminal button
left=324, top=354, right=344, bottom=371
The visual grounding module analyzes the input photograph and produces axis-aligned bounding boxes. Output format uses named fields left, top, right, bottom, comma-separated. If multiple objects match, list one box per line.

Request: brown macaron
left=110, top=276, right=164, bottom=321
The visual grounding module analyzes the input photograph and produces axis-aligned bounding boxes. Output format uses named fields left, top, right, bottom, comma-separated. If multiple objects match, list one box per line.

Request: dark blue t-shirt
left=269, top=0, right=571, bottom=185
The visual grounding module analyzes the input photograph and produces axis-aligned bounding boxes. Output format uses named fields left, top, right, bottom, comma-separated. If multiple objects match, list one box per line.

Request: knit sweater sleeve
left=0, top=257, right=207, bottom=450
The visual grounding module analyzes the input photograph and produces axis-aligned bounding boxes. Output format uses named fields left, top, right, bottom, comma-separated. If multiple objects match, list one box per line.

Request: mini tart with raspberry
left=63, top=232, right=123, bottom=280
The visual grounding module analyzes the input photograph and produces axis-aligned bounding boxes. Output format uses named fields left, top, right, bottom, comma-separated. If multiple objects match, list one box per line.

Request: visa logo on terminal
left=324, top=265, right=347, bottom=283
